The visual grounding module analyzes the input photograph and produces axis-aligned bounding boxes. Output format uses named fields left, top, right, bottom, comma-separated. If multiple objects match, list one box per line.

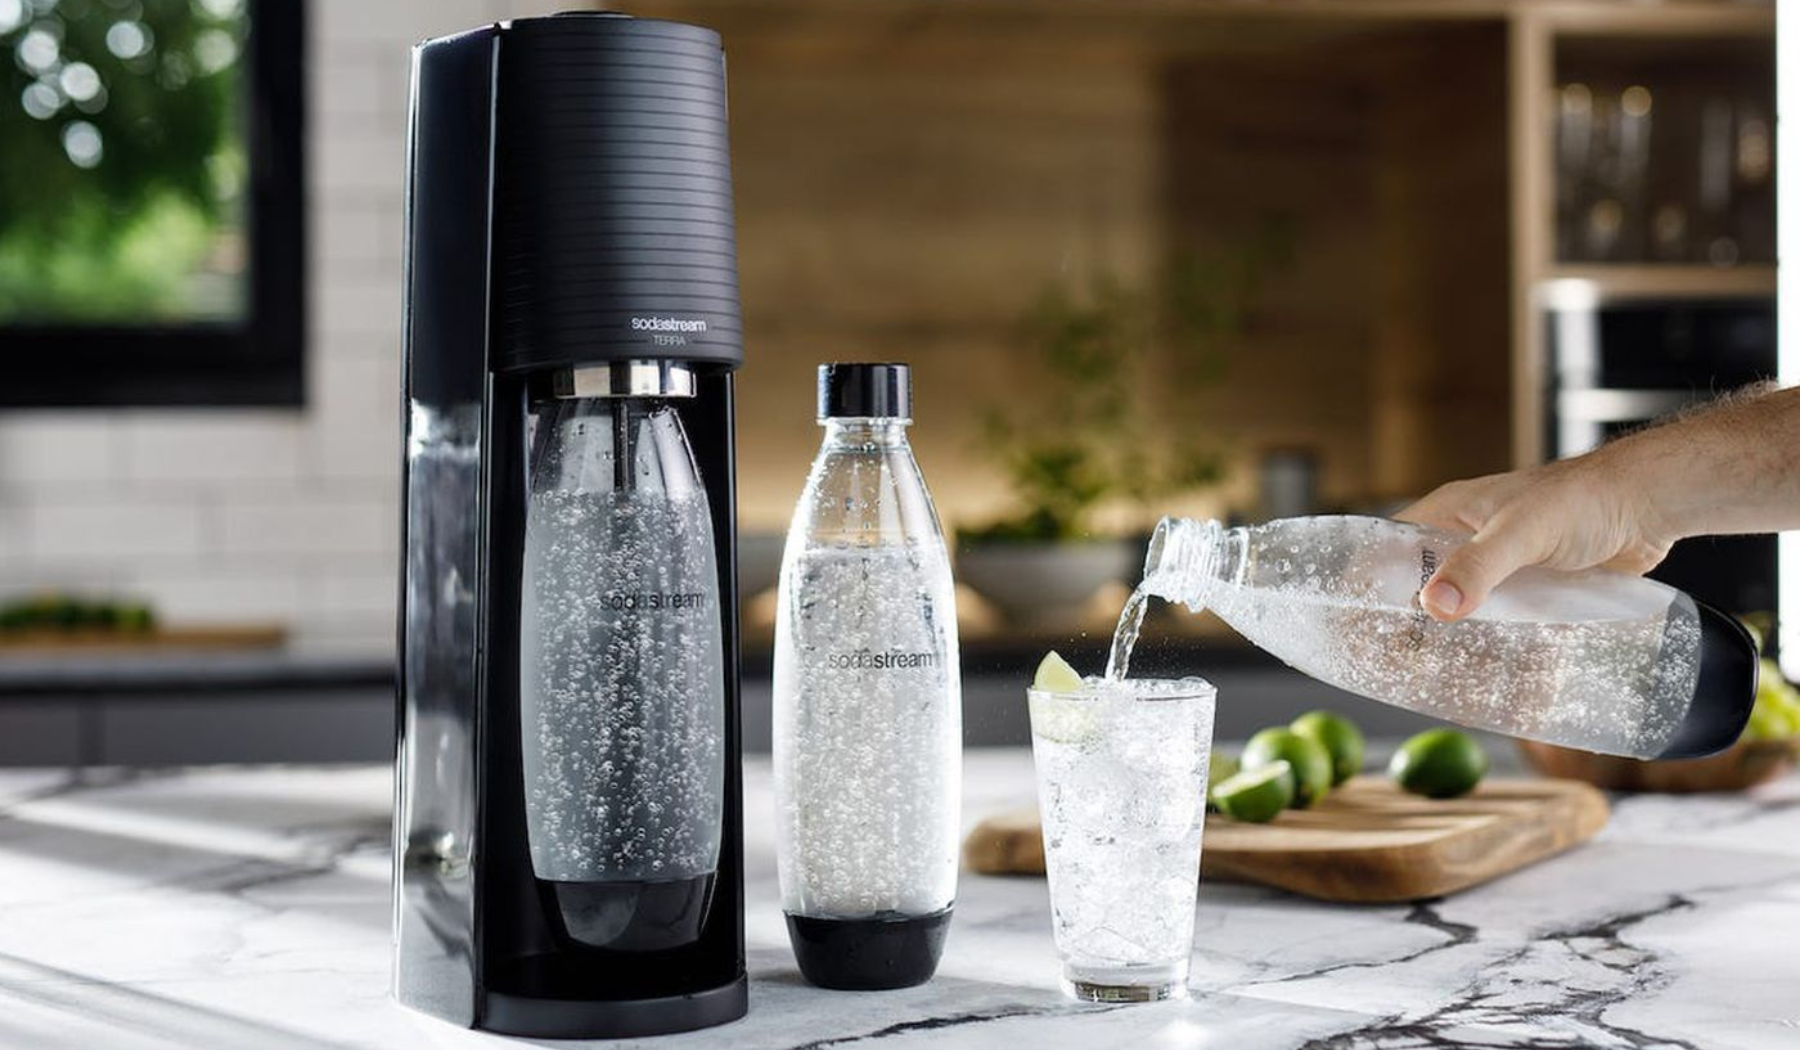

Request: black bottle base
left=785, top=907, right=952, bottom=990
left=1653, top=598, right=1759, bottom=760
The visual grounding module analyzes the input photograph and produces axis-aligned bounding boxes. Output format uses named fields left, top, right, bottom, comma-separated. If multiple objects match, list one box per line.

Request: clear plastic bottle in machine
left=773, top=362, right=961, bottom=990
left=519, top=380, right=725, bottom=951
left=1132, top=515, right=1757, bottom=760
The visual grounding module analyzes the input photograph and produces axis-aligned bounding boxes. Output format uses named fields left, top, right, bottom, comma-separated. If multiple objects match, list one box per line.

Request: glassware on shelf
left=1552, top=57, right=1773, bottom=268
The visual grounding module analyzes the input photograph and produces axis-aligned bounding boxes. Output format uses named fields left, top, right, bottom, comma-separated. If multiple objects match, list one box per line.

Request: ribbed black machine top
left=491, top=14, right=743, bottom=373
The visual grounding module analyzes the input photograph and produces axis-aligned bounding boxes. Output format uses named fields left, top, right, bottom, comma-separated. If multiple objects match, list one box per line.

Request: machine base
left=479, top=972, right=747, bottom=1039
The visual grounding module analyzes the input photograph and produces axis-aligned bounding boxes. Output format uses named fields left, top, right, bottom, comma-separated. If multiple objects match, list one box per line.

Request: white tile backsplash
left=0, top=502, right=32, bottom=568
left=0, top=415, right=117, bottom=488
left=28, top=501, right=210, bottom=561
left=315, top=197, right=404, bottom=271
left=313, top=277, right=403, bottom=343
left=312, top=52, right=385, bottom=122
left=123, top=567, right=308, bottom=623
left=117, top=414, right=307, bottom=485
left=310, top=355, right=402, bottom=483
left=310, top=561, right=400, bottom=622
left=313, top=128, right=408, bottom=196
left=221, top=493, right=396, bottom=559
left=314, top=0, right=498, bottom=45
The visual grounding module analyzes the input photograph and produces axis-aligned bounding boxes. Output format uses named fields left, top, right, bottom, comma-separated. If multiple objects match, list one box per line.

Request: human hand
left=1395, top=450, right=1678, bottom=622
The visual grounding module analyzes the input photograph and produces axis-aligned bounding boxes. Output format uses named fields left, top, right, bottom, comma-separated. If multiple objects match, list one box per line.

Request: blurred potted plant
left=957, top=225, right=1290, bottom=628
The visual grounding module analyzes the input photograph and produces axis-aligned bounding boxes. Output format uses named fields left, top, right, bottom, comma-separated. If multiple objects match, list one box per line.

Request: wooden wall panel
left=1371, top=26, right=1514, bottom=496
left=714, top=46, right=1167, bottom=530
left=1157, top=56, right=1381, bottom=516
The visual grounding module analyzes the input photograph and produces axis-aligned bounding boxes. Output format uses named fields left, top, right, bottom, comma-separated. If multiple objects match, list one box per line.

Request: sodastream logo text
left=599, top=590, right=709, bottom=612
left=630, top=316, right=709, bottom=333
left=1405, top=548, right=1441, bottom=650
left=826, top=647, right=942, bottom=671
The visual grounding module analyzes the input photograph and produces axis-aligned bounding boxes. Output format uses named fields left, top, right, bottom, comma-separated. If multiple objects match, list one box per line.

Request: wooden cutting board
left=963, top=775, right=1609, bottom=903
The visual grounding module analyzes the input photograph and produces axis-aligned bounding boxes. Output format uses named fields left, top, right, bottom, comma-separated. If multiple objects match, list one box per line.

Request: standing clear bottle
left=1136, top=515, right=1756, bottom=760
left=773, top=363, right=961, bottom=990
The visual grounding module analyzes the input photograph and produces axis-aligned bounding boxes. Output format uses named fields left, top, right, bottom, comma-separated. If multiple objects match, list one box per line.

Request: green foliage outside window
left=0, top=0, right=246, bottom=324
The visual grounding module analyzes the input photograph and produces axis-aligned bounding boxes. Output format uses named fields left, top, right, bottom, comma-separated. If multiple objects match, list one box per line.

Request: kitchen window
left=0, top=0, right=304, bottom=407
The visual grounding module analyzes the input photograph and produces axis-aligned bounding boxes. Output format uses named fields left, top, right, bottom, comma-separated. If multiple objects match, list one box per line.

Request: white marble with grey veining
left=0, top=750, right=1793, bottom=1050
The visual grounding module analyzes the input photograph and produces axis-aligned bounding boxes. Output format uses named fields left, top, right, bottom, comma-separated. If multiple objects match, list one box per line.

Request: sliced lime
left=1207, top=752, right=1240, bottom=792
left=1211, top=761, right=1295, bottom=823
left=1242, top=727, right=1333, bottom=808
left=1033, top=650, right=1086, bottom=694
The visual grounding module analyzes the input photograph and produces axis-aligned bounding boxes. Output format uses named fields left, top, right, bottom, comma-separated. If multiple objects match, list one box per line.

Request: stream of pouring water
left=1103, top=585, right=1154, bottom=681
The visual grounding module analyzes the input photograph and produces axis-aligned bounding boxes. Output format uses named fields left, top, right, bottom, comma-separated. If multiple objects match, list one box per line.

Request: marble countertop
left=0, top=750, right=1795, bottom=1049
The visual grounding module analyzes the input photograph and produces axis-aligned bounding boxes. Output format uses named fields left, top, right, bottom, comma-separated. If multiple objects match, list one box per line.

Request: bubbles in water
left=774, top=542, right=960, bottom=919
left=519, top=489, right=724, bottom=883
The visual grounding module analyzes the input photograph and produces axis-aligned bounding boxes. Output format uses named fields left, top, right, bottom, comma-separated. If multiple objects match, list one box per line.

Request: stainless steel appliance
left=1545, top=287, right=1778, bottom=621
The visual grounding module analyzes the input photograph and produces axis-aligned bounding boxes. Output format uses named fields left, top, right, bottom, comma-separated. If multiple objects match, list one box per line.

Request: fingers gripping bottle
left=1140, top=515, right=1757, bottom=760
left=773, top=363, right=961, bottom=989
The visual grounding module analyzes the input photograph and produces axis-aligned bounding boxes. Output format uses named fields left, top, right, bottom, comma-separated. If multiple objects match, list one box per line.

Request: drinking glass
left=1027, top=676, right=1216, bottom=1002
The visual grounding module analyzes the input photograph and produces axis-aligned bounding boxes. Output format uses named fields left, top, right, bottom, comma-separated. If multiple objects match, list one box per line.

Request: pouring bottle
left=1139, top=515, right=1757, bottom=760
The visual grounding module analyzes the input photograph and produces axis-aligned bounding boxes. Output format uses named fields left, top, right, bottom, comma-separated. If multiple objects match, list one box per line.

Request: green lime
left=1242, top=727, right=1333, bottom=808
left=1207, top=752, right=1240, bottom=792
left=1746, top=704, right=1793, bottom=742
left=1768, top=686, right=1800, bottom=727
left=1290, top=710, right=1365, bottom=786
left=1745, top=660, right=1800, bottom=741
left=1205, top=752, right=1240, bottom=811
left=1758, top=660, right=1800, bottom=707
left=1033, top=650, right=1086, bottom=694
left=1389, top=728, right=1489, bottom=798
left=1211, top=761, right=1294, bottom=823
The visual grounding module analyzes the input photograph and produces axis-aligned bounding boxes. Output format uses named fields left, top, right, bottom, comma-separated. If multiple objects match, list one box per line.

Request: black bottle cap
left=818, top=363, right=911, bottom=420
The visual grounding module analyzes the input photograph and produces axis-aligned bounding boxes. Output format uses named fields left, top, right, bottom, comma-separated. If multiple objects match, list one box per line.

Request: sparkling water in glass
left=1027, top=676, right=1215, bottom=1002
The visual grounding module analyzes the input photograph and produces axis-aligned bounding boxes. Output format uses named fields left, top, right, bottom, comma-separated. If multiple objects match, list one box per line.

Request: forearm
left=1599, top=383, right=1800, bottom=540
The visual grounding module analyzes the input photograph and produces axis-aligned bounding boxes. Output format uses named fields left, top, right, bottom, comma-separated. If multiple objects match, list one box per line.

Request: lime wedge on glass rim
left=1029, top=651, right=1098, bottom=744
left=1033, top=650, right=1086, bottom=694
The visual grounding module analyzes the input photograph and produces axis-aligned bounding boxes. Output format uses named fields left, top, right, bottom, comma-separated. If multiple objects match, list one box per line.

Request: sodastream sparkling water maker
left=393, top=13, right=748, bottom=1038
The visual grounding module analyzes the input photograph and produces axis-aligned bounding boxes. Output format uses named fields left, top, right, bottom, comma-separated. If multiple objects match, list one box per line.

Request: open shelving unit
left=1507, top=2, right=1776, bottom=464
left=1540, top=265, right=1778, bottom=301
